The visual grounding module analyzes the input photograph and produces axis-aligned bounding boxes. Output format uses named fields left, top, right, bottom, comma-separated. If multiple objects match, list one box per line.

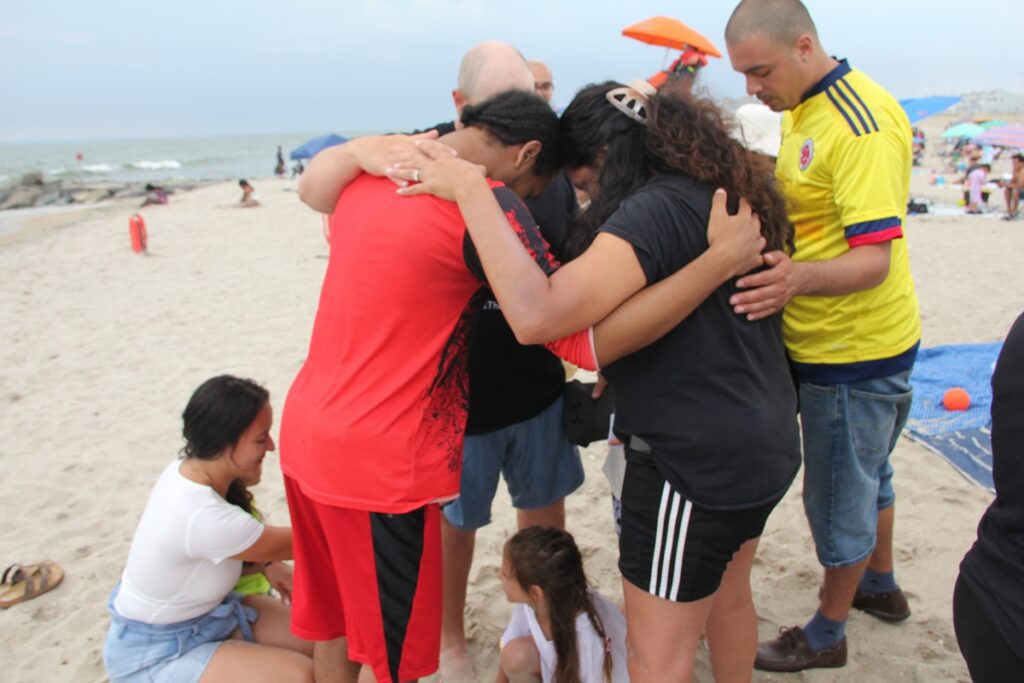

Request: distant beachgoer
left=239, top=179, right=260, bottom=208
left=140, top=183, right=169, bottom=208
left=103, top=375, right=312, bottom=683
left=966, top=163, right=991, bottom=214
left=953, top=311, right=1024, bottom=680
left=275, top=146, right=286, bottom=177
left=651, top=47, right=710, bottom=98
left=291, top=160, right=305, bottom=178
left=912, top=127, right=926, bottom=166
left=999, top=153, right=1024, bottom=220
left=496, top=527, right=628, bottom=683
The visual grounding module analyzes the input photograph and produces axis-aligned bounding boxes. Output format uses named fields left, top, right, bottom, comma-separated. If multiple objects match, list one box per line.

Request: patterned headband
left=606, top=79, right=657, bottom=125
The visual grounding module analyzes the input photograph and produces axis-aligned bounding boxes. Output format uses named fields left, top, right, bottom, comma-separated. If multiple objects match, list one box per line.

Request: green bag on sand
left=234, top=571, right=272, bottom=597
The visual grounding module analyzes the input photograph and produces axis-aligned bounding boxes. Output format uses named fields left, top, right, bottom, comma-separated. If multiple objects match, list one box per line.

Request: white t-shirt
left=113, top=460, right=265, bottom=624
left=501, top=591, right=629, bottom=683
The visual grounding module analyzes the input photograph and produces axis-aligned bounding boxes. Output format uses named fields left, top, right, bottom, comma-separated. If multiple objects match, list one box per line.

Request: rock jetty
left=0, top=172, right=211, bottom=211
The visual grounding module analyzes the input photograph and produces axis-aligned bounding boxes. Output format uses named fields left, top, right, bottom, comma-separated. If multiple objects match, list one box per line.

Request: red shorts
left=284, top=476, right=442, bottom=683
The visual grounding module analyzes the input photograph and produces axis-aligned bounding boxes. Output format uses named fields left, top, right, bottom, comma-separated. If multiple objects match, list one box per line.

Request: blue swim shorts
left=444, top=396, right=583, bottom=531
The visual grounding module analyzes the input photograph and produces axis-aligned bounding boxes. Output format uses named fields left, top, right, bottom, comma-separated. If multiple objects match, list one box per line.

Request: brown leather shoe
left=852, top=587, right=911, bottom=622
left=754, top=626, right=847, bottom=672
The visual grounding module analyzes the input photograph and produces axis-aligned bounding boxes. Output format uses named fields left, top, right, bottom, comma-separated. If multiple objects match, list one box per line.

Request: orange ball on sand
left=943, top=387, right=971, bottom=411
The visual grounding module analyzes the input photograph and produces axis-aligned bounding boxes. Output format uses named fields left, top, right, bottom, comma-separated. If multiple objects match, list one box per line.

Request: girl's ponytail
left=507, top=526, right=610, bottom=683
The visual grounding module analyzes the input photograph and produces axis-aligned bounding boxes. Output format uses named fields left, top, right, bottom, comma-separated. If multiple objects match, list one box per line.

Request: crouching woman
left=104, top=375, right=312, bottom=683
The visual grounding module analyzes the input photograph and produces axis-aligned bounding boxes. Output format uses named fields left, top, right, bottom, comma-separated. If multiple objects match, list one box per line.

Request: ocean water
left=0, top=132, right=366, bottom=188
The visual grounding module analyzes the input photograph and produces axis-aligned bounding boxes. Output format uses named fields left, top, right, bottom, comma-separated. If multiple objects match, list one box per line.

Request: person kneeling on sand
left=140, top=183, right=169, bottom=208
left=239, top=179, right=260, bottom=207
left=103, top=375, right=312, bottom=683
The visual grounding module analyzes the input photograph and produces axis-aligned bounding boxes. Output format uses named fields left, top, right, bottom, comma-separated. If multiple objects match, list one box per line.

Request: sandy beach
left=1, top=135, right=1022, bottom=681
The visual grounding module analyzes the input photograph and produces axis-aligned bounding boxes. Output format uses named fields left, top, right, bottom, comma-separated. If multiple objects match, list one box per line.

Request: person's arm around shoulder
left=297, top=131, right=445, bottom=213
left=398, top=154, right=765, bottom=356
left=730, top=123, right=904, bottom=320
left=591, top=190, right=765, bottom=363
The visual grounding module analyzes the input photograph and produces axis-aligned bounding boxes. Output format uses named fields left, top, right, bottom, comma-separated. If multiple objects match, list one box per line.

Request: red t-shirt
left=280, top=174, right=592, bottom=513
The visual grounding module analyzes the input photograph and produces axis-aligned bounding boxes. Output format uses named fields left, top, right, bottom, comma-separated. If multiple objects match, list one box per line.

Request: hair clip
left=606, top=79, right=657, bottom=125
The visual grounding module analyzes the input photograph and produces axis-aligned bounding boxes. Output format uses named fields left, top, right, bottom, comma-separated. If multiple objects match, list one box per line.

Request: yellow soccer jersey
left=776, top=60, right=920, bottom=373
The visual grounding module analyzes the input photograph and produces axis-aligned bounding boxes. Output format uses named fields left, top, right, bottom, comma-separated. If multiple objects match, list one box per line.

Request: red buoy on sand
left=943, top=387, right=971, bottom=411
left=129, top=213, right=148, bottom=254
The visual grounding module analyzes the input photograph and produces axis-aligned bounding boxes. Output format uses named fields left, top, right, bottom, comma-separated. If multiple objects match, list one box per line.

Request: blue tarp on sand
left=905, top=343, right=1001, bottom=492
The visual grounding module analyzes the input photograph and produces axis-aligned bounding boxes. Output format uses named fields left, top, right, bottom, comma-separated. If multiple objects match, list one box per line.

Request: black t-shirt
left=600, top=175, right=800, bottom=510
left=960, top=311, right=1024, bottom=659
left=412, top=120, right=577, bottom=434
left=466, top=172, right=577, bottom=433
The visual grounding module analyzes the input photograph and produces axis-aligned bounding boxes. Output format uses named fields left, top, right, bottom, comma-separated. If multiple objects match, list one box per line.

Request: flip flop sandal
left=0, top=561, right=65, bottom=608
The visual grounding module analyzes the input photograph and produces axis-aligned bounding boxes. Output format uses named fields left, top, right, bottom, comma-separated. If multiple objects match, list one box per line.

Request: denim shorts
left=443, top=396, right=583, bottom=531
left=104, top=585, right=258, bottom=683
left=799, top=371, right=912, bottom=568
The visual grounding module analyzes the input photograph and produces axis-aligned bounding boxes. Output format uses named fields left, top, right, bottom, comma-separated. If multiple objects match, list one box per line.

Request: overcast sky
left=2, top=0, right=1021, bottom=143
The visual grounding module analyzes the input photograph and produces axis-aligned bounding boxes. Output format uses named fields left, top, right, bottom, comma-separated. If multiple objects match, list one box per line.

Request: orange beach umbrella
left=622, top=16, right=722, bottom=58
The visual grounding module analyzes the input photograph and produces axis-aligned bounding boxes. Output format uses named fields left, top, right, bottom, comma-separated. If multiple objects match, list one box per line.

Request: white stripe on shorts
left=648, top=481, right=693, bottom=600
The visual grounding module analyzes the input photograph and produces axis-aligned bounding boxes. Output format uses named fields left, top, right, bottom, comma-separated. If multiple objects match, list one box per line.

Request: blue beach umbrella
left=899, top=96, right=960, bottom=124
left=290, top=134, right=349, bottom=160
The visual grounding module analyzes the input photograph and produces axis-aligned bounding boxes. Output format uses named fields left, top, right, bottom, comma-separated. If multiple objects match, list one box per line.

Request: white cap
left=734, top=103, right=782, bottom=157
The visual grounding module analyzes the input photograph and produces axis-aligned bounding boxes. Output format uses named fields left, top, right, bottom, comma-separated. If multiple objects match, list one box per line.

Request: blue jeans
left=799, top=371, right=913, bottom=568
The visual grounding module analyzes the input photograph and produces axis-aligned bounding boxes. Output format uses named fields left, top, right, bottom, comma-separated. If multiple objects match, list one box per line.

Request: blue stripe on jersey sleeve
left=833, top=84, right=872, bottom=136
left=840, top=78, right=879, bottom=132
left=844, top=216, right=901, bottom=238
left=826, top=88, right=863, bottom=136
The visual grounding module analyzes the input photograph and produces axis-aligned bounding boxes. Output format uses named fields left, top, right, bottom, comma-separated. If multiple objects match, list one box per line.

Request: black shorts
left=618, top=457, right=779, bottom=603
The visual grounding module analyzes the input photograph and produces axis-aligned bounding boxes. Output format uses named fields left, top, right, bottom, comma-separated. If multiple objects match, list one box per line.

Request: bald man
left=432, top=44, right=582, bottom=683
left=726, top=0, right=920, bottom=673
left=299, top=40, right=582, bottom=683
left=529, top=59, right=555, bottom=103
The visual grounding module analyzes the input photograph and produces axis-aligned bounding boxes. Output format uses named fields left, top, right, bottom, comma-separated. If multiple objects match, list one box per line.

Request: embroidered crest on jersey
left=799, top=138, right=814, bottom=171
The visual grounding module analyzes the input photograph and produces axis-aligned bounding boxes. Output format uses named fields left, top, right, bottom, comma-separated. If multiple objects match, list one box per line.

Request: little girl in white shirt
left=496, top=527, right=629, bottom=683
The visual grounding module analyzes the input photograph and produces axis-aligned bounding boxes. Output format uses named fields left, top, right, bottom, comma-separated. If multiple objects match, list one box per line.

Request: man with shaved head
left=726, top=0, right=921, bottom=672
left=418, top=42, right=582, bottom=683
left=299, top=40, right=582, bottom=683
left=451, top=41, right=536, bottom=114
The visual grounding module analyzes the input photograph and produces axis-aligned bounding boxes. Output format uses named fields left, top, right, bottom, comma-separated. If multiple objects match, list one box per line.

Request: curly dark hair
left=505, top=526, right=614, bottom=683
left=560, top=81, right=792, bottom=258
